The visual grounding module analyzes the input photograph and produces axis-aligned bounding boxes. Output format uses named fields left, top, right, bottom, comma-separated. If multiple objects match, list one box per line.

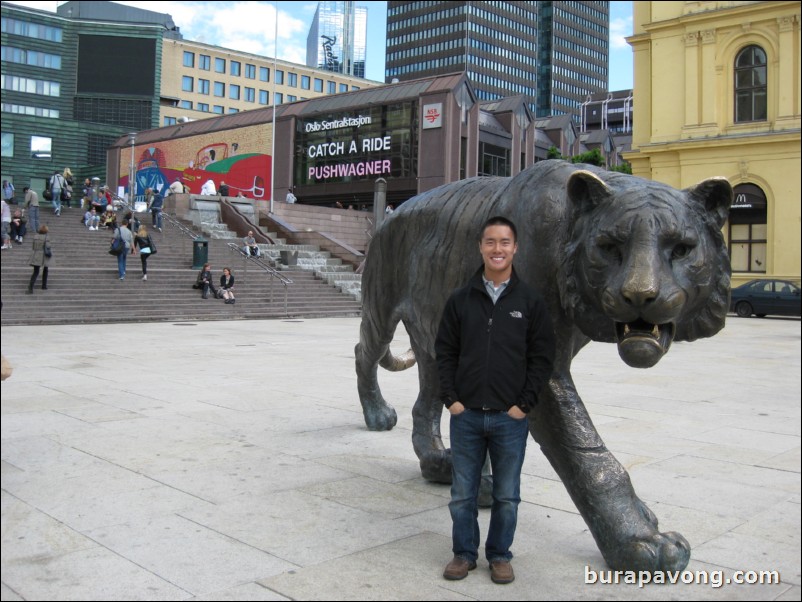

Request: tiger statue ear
left=566, top=170, right=613, bottom=216
left=684, top=177, right=732, bottom=230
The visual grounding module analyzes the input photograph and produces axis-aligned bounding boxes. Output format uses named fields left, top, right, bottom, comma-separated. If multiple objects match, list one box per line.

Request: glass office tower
left=386, top=1, right=609, bottom=117
left=306, top=2, right=367, bottom=78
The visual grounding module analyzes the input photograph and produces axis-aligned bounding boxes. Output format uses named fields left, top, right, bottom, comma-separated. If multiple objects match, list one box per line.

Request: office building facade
left=385, top=1, right=609, bottom=117
left=1, top=1, right=164, bottom=196
left=306, top=2, right=367, bottom=79
left=162, top=38, right=376, bottom=127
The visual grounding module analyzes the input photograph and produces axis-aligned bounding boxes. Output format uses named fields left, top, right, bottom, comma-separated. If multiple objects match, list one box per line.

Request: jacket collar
left=469, top=265, right=519, bottom=296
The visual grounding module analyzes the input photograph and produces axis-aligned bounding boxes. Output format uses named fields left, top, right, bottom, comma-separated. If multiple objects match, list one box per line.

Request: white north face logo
left=510, top=311, right=523, bottom=319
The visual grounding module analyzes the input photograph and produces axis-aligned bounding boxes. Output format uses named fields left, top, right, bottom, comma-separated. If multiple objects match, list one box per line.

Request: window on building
left=164, top=116, right=177, bottom=126
left=215, top=57, right=226, bottom=73
left=30, top=135, right=51, bottom=159
left=287, top=95, right=297, bottom=102
left=1, top=75, right=60, bottom=96
left=214, top=81, right=225, bottom=97
left=1, top=17, right=62, bottom=42
left=288, top=73, right=298, bottom=87
left=182, top=76, right=193, bottom=92
left=183, top=51, right=195, bottom=67
left=229, top=84, right=240, bottom=100
left=301, top=75, right=310, bottom=90
left=245, top=64, right=256, bottom=79
left=327, top=81, right=336, bottom=94
left=735, top=45, right=767, bottom=123
left=197, top=103, right=209, bottom=112
left=729, top=183, right=768, bottom=273
left=1, top=132, right=14, bottom=157
left=2, top=103, right=59, bottom=118
left=314, top=78, right=323, bottom=92
left=259, top=90, right=269, bottom=104
left=199, top=54, right=210, bottom=70
left=339, top=83, right=348, bottom=92
left=245, top=87, right=255, bottom=102
left=2, top=46, right=62, bottom=69
left=275, top=92, right=283, bottom=105
left=228, top=108, right=239, bottom=113
left=260, top=66, right=270, bottom=82
left=231, top=61, right=241, bottom=76
left=198, top=79, right=210, bottom=95
left=275, top=70, right=284, bottom=85
left=213, top=105, right=224, bottom=114
left=180, top=100, right=192, bottom=110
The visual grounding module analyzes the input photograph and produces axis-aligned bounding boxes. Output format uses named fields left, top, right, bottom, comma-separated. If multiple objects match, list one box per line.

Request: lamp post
left=128, top=132, right=137, bottom=205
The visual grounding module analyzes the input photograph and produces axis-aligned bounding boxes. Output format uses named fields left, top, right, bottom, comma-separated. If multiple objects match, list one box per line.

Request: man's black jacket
left=435, top=266, right=555, bottom=413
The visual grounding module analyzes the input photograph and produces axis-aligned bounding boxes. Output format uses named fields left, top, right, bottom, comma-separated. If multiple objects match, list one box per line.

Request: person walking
left=134, top=225, right=155, bottom=281
left=148, top=189, right=164, bottom=232
left=62, top=167, right=74, bottom=209
left=26, top=225, right=52, bottom=293
left=435, top=215, right=555, bottom=585
left=48, top=170, right=66, bottom=216
left=113, top=219, right=134, bottom=280
left=24, top=187, right=40, bottom=234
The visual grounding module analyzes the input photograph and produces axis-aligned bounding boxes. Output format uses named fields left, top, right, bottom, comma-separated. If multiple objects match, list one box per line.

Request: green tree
left=610, top=162, right=632, bottom=174
left=570, top=148, right=605, bottom=167
left=547, top=146, right=563, bottom=160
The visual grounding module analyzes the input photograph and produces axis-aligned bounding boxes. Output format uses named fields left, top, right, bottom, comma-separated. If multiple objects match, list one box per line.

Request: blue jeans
left=151, top=208, right=162, bottom=229
left=27, top=206, right=39, bottom=234
left=117, top=248, right=128, bottom=278
left=52, top=189, right=61, bottom=214
left=449, top=408, right=528, bottom=563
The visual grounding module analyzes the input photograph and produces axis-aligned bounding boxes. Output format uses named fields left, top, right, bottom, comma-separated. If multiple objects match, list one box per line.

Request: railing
left=226, top=242, right=292, bottom=315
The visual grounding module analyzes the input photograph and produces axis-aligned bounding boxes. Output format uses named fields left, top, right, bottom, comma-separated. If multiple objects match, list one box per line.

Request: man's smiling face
left=479, top=224, right=517, bottom=283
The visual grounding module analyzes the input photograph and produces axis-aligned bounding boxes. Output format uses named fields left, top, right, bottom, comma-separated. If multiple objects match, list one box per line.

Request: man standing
left=23, top=187, right=40, bottom=235
left=435, top=215, right=555, bottom=585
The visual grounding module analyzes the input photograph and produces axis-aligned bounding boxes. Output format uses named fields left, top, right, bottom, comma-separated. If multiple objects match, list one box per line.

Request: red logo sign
left=425, top=107, right=441, bottom=123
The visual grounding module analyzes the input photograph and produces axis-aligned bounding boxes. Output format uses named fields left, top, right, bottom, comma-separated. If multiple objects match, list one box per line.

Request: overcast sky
left=13, top=1, right=634, bottom=89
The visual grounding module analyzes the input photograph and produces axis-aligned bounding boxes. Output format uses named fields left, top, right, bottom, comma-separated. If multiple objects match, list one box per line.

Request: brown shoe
left=490, top=560, right=515, bottom=584
left=443, top=556, right=477, bottom=580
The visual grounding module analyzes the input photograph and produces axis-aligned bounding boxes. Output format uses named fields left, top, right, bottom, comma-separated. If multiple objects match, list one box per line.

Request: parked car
left=730, top=279, right=801, bottom=318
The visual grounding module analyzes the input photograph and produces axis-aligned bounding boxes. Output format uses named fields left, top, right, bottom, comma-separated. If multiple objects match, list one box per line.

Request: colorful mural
left=118, top=123, right=273, bottom=200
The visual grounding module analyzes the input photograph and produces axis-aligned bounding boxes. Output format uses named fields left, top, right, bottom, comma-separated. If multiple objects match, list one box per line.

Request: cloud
left=609, top=15, right=633, bottom=50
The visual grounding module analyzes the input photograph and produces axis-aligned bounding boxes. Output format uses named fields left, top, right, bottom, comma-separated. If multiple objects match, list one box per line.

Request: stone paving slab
left=1, top=316, right=800, bottom=600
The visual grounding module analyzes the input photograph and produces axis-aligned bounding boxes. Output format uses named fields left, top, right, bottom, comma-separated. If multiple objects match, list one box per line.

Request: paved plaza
left=1, top=316, right=800, bottom=601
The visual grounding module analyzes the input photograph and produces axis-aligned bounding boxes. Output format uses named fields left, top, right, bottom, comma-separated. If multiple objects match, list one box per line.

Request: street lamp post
left=128, top=132, right=137, bottom=205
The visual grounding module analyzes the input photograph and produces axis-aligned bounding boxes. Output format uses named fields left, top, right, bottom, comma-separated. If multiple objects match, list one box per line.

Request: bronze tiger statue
left=355, top=160, right=732, bottom=572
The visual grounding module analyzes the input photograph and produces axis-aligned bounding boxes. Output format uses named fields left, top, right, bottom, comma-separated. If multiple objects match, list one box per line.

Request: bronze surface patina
left=355, top=160, right=732, bottom=572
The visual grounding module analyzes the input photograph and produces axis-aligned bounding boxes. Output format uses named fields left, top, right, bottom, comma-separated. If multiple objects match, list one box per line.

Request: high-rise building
left=306, top=2, right=367, bottom=79
left=385, top=1, right=609, bottom=117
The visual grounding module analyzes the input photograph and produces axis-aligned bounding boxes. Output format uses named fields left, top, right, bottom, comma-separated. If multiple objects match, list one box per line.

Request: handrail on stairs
left=226, top=242, right=292, bottom=316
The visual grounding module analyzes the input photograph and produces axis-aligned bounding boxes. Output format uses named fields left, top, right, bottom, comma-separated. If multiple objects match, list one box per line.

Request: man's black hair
left=480, top=215, right=517, bottom=242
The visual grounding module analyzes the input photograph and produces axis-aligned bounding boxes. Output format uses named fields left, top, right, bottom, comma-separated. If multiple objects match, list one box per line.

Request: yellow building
left=625, top=1, right=801, bottom=286
left=160, top=38, right=380, bottom=126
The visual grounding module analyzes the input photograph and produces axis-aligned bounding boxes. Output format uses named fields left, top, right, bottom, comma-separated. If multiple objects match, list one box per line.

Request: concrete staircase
left=182, top=198, right=363, bottom=302
left=0, top=207, right=362, bottom=326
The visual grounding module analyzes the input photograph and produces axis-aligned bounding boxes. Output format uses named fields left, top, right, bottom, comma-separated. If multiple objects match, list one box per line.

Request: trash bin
left=192, top=237, right=209, bottom=269
left=279, top=250, right=298, bottom=266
